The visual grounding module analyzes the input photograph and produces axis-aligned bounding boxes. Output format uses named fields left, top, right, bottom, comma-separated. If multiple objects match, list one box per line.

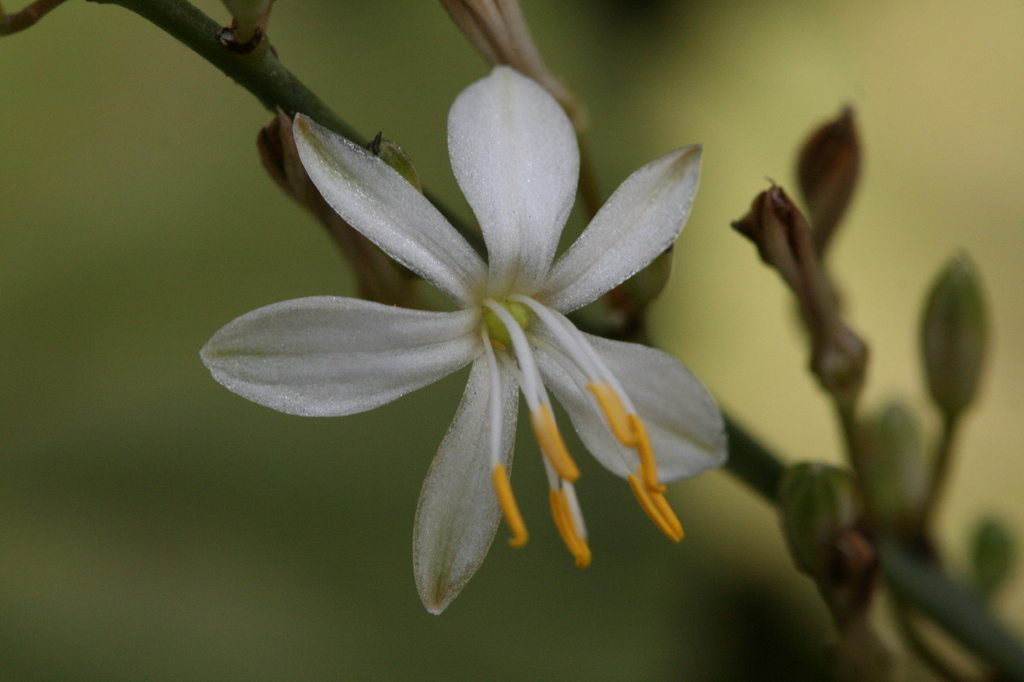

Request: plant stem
left=724, top=413, right=785, bottom=501
left=88, top=0, right=484, bottom=253
left=882, top=541, right=1024, bottom=682
left=921, top=413, right=961, bottom=526
left=0, top=0, right=68, bottom=35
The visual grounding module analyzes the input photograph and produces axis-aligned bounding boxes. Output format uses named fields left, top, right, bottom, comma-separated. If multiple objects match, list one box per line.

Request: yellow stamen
left=530, top=404, right=580, bottom=482
left=628, top=473, right=684, bottom=542
left=650, top=488, right=685, bottom=541
left=586, top=382, right=636, bottom=448
left=627, top=413, right=665, bottom=494
left=549, top=488, right=592, bottom=568
left=492, top=464, right=528, bottom=548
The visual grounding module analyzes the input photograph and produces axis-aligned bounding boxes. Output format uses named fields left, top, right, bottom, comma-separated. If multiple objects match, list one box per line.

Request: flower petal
left=539, top=145, right=702, bottom=312
left=294, top=115, right=487, bottom=306
left=201, top=297, right=479, bottom=417
left=536, top=331, right=726, bottom=482
left=414, top=358, right=519, bottom=614
left=448, top=66, right=579, bottom=294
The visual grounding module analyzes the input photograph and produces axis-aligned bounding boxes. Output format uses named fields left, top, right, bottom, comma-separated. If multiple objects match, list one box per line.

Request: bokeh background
left=2, top=0, right=1022, bottom=679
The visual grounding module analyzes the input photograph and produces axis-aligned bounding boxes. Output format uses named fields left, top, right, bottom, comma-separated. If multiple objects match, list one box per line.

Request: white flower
left=201, top=66, right=726, bottom=614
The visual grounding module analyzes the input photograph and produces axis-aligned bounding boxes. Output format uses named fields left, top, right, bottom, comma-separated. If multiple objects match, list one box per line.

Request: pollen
left=493, top=464, right=528, bottom=548
left=550, top=488, right=592, bottom=568
left=481, top=299, right=531, bottom=347
left=530, top=403, right=580, bottom=482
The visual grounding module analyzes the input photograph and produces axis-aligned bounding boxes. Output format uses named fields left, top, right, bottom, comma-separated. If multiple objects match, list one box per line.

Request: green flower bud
left=368, top=133, right=422, bottom=192
left=779, top=462, right=862, bottom=578
left=920, top=253, right=988, bottom=419
left=862, top=402, right=927, bottom=532
left=971, top=517, right=1015, bottom=599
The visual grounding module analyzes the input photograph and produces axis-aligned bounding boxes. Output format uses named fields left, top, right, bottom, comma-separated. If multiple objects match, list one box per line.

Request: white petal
left=536, top=331, right=726, bottom=482
left=414, top=358, right=518, bottom=614
left=201, top=297, right=479, bottom=417
left=448, top=66, right=579, bottom=294
left=539, top=145, right=702, bottom=312
left=294, top=116, right=487, bottom=306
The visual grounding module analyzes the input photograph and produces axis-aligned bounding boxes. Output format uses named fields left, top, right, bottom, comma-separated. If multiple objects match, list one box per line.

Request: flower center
left=481, top=299, right=531, bottom=346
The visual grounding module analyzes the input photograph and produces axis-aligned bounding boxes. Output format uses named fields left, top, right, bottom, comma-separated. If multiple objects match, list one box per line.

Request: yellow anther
left=649, top=488, right=684, bottom=541
left=627, top=413, right=665, bottom=494
left=628, top=474, right=684, bottom=542
left=549, top=488, right=592, bottom=569
left=586, top=382, right=636, bottom=448
left=492, top=464, right=528, bottom=548
left=530, top=404, right=580, bottom=482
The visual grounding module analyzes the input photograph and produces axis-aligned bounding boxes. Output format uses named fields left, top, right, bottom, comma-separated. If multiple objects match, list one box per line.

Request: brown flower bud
left=258, top=113, right=416, bottom=306
left=797, top=106, right=861, bottom=258
left=438, top=0, right=587, bottom=128
left=732, top=186, right=868, bottom=403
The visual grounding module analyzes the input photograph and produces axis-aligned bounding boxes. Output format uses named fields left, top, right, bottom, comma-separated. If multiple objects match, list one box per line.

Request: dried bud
left=971, top=517, right=1015, bottom=599
left=797, top=106, right=861, bottom=257
left=861, top=402, right=927, bottom=532
left=920, top=253, right=988, bottom=419
left=438, top=0, right=587, bottom=128
left=731, top=185, right=814, bottom=294
left=257, top=114, right=416, bottom=306
left=368, top=133, right=422, bottom=192
left=732, top=186, right=867, bottom=403
left=779, top=462, right=862, bottom=579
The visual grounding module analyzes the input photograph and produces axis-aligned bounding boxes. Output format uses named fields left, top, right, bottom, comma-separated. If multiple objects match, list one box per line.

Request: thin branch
left=724, top=413, right=786, bottom=501
left=86, top=0, right=484, bottom=254
left=882, top=541, right=1024, bottom=682
left=921, top=413, right=961, bottom=526
left=0, top=0, right=68, bottom=36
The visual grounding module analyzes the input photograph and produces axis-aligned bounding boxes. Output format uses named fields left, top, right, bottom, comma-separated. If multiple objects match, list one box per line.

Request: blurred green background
left=2, top=0, right=1022, bottom=679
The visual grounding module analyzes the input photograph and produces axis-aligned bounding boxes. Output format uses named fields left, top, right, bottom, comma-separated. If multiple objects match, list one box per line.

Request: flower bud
left=861, top=402, right=927, bottom=532
left=778, top=462, right=862, bottom=579
left=731, top=185, right=813, bottom=294
left=920, top=253, right=988, bottom=419
left=219, top=0, right=273, bottom=50
left=732, top=186, right=867, bottom=404
left=438, top=0, right=587, bottom=128
left=971, top=517, right=1015, bottom=599
left=796, top=106, right=860, bottom=258
left=368, top=133, right=422, bottom=192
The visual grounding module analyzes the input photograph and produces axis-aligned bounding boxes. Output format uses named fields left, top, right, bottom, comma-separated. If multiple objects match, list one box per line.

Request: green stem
left=724, top=413, right=785, bottom=501
left=882, top=541, right=1024, bottom=682
left=921, top=413, right=961, bottom=527
left=891, top=594, right=969, bottom=682
left=88, top=0, right=484, bottom=253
